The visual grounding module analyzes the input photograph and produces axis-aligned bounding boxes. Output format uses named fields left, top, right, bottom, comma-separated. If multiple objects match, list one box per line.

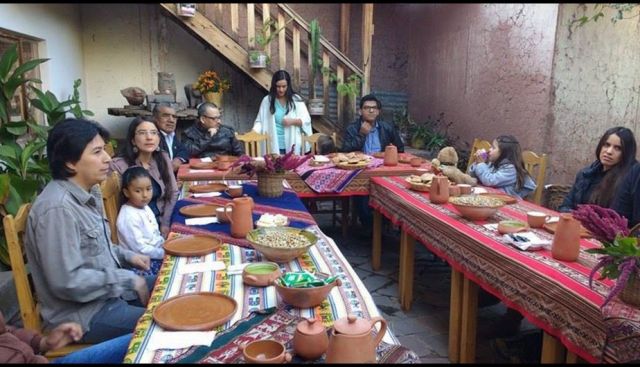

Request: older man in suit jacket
left=153, top=103, right=190, bottom=172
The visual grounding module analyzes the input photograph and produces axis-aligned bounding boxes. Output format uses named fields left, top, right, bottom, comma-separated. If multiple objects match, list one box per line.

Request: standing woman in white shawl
left=252, top=70, right=312, bottom=155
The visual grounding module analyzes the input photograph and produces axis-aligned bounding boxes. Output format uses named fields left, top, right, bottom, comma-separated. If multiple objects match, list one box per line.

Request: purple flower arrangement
left=573, top=204, right=637, bottom=306
left=232, top=144, right=312, bottom=178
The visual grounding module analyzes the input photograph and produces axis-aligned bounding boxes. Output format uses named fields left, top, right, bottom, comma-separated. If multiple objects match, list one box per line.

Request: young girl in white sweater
left=116, top=166, right=165, bottom=276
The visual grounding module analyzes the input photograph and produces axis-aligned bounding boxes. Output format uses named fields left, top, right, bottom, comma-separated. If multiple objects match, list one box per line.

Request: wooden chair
left=235, top=131, right=270, bottom=157
left=100, top=171, right=121, bottom=244
left=3, top=203, right=92, bottom=359
left=302, top=132, right=337, bottom=155
left=466, top=138, right=492, bottom=173
left=522, top=150, right=548, bottom=205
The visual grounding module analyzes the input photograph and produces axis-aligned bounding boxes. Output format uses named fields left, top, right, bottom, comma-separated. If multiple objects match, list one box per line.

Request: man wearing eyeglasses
left=182, top=102, right=245, bottom=158
left=153, top=103, right=189, bottom=173
left=341, top=94, right=404, bottom=154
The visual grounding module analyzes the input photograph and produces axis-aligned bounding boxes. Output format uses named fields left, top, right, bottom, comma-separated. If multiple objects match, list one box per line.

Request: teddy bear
left=431, top=146, right=478, bottom=186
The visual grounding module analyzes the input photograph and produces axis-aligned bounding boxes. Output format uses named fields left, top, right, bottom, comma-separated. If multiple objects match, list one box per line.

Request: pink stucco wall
left=405, top=4, right=558, bottom=158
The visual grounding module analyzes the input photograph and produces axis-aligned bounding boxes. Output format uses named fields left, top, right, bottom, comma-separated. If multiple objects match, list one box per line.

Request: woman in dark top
left=559, top=126, right=637, bottom=212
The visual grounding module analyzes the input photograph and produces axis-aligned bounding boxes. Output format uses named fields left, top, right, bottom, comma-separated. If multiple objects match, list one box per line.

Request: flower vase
left=257, top=171, right=285, bottom=198
left=620, top=269, right=640, bottom=307
left=203, top=91, right=223, bottom=107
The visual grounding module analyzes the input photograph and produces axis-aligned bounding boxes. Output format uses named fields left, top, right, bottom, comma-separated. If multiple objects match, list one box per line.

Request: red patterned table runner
left=369, top=176, right=622, bottom=363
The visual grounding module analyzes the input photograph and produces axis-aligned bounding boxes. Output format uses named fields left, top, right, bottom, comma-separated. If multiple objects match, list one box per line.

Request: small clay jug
left=383, top=144, right=398, bottom=166
left=225, top=196, right=254, bottom=238
left=325, top=314, right=387, bottom=363
left=429, top=175, right=450, bottom=204
left=551, top=213, right=581, bottom=262
left=293, top=317, right=329, bottom=360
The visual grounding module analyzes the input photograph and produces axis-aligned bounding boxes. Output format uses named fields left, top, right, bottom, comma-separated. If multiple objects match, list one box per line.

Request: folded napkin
left=502, top=231, right=550, bottom=251
left=226, top=263, right=250, bottom=276
left=192, top=192, right=222, bottom=198
left=200, top=157, right=213, bottom=163
left=147, top=330, right=217, bottom=351
left=185, top=216, right=219, bottom=225
left=189, top=169, right=216, bottom=173
left=178, top=261, right=226, bottom=275
left=472, top=187, right=488, bottom=194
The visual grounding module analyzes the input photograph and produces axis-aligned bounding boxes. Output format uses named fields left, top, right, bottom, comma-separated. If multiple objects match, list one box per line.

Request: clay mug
left=527, top=211, right=550, bottom=228
left=551, top=213, right=581, bottom=262
left=215, top=206, right=232, bottom=223
left=409, top=157, right=423, bottom=167
left=429, top=175, right=450, bottom=204
left=217, top=160, right=232, bottom=170
left=293, top=317, right=329, bottom=360
left=226, top=184, right=243, bottom=198
left=240, top=340, right=292, bottom=364
left=383, top=144, right=398, bottom=166
left=225, top=196, right=254, bottom=238
left=448, top=185, right=461, bottom=197
left=325, top=314, right=387, bottom=363
left=457, top=184, right=472, bottom=195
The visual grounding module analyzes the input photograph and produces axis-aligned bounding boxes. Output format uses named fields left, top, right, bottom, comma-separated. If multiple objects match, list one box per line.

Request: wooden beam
left=292, top=24, right=301, bottom=89
left=361, top=3, right=374, bottom=95
left=336, top=64, right=344, bottom=123
left=247, top=4, right=255, bottom=49
left=278, top=11, right=286, bottom=70
left=322, top=52, right=330, bottom=115
left=263, top=4, right=271, bottom=60
left=340, top=4, right=350, bottom=54
left=230, top=3, right=239, bottom=36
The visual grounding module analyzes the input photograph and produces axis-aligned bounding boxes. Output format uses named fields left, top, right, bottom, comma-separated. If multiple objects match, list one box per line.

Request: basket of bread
left=331, top=152, right=372, bottom=170
left=405, top=173, right=435, bottom=192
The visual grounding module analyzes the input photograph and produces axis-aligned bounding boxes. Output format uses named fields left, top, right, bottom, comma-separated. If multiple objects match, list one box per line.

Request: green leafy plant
left=249, top=17, right=291, bottom=65
left=407, top=112, right=458, bottom=153
left=568, top=3, right=640, bottom=32
left=322, top=67, right=362, bottom=102
left=0, top=44, right=93, bottom=266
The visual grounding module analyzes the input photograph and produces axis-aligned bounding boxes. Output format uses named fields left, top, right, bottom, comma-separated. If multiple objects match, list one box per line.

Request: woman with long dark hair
left=110, top=117, right=178, bottom=236
left=251, top=69, right=312, bottom=154
left=561, top=126, right=637, bottom=212
left=469, top=134, right=536, bottom=199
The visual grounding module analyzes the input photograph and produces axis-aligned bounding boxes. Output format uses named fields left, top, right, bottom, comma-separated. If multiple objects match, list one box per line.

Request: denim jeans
left=80, top=275, right=156, bottom=344
left=52, top=333, right=132, bottom=364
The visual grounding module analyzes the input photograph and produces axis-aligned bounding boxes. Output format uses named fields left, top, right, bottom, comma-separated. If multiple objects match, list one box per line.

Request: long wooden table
left=368, top=176, right=617, bottom=364
left=123, top=181, right=412, bottom=363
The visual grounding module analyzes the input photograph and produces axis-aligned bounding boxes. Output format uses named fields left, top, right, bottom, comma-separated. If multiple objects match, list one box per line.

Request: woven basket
left=542, top=184, right=572, bottom=211
left=257, top=171, right=285, bottom=198
left=621, top=269, right=640, bottom=307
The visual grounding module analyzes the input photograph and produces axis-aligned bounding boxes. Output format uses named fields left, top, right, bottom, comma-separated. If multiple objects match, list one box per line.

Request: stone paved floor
left=314, top=212, right=539, bottom=364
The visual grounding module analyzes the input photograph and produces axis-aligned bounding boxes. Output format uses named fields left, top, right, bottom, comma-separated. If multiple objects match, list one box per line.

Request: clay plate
left=152, top=292, right=237, bottom=331
left=543, top=222, right=592, bottom=238
left=179, top=204, right=221, bottom=217
left=163, top=235, right=222, bottom=257
left=372, top=152, right=385, bottom=159
left=190, top=162, right=217, bottom=170
left=189, top=183, right=228, bottom=193
left=479, top=192, right=518, bottom=205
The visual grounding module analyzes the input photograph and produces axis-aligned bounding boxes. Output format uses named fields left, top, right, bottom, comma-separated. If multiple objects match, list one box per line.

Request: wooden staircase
left=159, top=3, right=366, bottom=141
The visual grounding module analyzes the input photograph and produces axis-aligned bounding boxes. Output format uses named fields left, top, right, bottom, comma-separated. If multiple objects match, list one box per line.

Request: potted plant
left=249, top=17, right=290, bottom=69
left=307, top=19, right=324, bottom=116
left=322, top=67, right=361, bottom=123
left=0, top=44, right=93, bottom=266
left=572, top=204, right=640, bottom=307
left=193, top=70, right=231, bottom=107
left=232, top=145, right=311, bottom=197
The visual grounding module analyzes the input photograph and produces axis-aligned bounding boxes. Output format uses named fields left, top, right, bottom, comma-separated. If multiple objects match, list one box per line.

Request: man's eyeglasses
left=135, top=130, right=160, bottom=137
left=362, top=106, right=379, bottom=112
left=203, top=115, right=222, bottom=121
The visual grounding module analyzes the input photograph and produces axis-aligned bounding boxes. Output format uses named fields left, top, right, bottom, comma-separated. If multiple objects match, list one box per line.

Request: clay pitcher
left=429, top=175, right=450, bottom=204
left=225, top=196, right=254, bottom=238
left=293, top=317, right=329, bottom=360
left=551, top=213, right=581, bottom=262
left=325, top=314, right=387, bottom=363
left=383, top=144, right=398, bottom=166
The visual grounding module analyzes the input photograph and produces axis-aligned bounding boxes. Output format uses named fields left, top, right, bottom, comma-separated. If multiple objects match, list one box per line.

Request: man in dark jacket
left=341, top=94, right=404, bottom=154
left=182, top=102, right=245, bottom=158
left=153, top=103, right=190, bottom=173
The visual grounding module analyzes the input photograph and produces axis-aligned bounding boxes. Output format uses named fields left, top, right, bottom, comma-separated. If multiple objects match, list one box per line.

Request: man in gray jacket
left=25, top=119, right=154, bottom=344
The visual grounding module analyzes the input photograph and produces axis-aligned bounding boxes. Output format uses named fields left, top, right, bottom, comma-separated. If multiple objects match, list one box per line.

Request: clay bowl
left=190, top=161, right=217, bottom=170
left=240, top=340, right=292, bottom=364
left=246, top=227, right=317, bottom=263
left=242, top=262, right=282, bottom=287
left=497, top=220, right=529, bottom=234
left=274, top=277, right=342, bottom=308
left=448, top=195, right=505, bottom=221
